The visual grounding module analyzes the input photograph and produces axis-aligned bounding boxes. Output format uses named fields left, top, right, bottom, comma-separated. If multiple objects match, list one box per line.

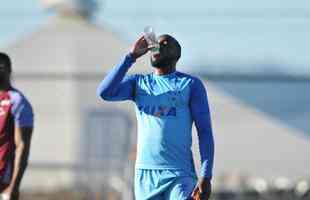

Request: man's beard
left=150, top=56, right=175, bottom=69
left=0, top=75, right=9, bottom=87
left=0, top=76, right=5, bottom=85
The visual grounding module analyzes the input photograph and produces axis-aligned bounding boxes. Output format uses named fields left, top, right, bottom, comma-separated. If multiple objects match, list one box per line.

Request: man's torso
left=0, top=89, right=33, bottom=184
left=133, top=71, right=196, bottom=175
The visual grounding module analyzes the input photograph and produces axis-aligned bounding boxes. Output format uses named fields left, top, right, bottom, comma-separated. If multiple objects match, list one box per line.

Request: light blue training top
left=97, top=54, right=214, bottom=179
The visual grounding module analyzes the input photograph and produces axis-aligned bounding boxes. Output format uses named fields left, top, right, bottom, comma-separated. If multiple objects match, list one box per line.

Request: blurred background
left=1, top=0, right=310, bottom=199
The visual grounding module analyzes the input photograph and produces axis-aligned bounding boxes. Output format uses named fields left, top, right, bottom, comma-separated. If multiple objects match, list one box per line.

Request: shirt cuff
left=200, top=160, right=213, bottom=180
left=127, top=52, right=137, bottom=63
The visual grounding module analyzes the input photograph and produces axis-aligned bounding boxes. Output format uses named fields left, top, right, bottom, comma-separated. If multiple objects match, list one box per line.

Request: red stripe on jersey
left=0, top=91, right=14, bottom=184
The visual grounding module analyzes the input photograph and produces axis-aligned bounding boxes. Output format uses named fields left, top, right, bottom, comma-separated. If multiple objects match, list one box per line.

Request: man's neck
left=0, top=82, right=11, bottom=93
left=154, top=66, right=176, bottom=76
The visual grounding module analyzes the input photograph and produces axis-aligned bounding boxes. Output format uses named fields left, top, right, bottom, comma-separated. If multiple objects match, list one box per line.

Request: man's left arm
left=189, top=78, right=214, bottom=200
left=3, top=96, right=34, bottom=200
left=4, top=127, right=33, bottom=200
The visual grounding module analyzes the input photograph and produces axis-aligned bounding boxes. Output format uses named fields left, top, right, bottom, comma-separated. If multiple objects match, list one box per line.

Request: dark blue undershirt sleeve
left=96, top=53, right=137, bottom=101
left=189, top=78, right=215, bottom=180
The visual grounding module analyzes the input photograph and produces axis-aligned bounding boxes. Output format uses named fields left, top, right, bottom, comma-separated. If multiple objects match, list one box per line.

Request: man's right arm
left=97, top=35, right=150, bottom=102
left=96, top=53, right=137, bottom=101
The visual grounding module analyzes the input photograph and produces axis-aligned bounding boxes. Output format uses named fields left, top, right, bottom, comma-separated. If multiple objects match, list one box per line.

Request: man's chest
left=134, top=80, right=191, bottom=117
left=0, top=93, right=12, bottom=118
left=0, top=93, right=13, bottom=133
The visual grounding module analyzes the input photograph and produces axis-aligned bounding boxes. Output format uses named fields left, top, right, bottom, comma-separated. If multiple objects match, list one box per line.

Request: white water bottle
left=143, top=26, right=160, bottom=54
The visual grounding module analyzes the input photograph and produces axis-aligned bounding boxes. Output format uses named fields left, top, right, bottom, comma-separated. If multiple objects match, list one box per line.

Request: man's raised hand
left=130, top=36, right=151, bottom=59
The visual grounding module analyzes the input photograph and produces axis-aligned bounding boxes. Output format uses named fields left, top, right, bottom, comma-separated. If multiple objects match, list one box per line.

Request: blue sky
left=1, top=0, right=310, bottom=75
left=0, top=0, right=50, bottom=46
left=97, top=0, right=310, bottom=75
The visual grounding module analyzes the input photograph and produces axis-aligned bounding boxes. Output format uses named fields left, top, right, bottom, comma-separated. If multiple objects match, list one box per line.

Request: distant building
left=4, top=2, right=150, bottom=193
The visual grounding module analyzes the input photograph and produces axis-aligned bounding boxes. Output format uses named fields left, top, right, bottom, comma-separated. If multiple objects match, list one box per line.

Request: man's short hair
left=0, top=52, right=12, bottom=74
left=160, top=34, right=181, bottom=61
